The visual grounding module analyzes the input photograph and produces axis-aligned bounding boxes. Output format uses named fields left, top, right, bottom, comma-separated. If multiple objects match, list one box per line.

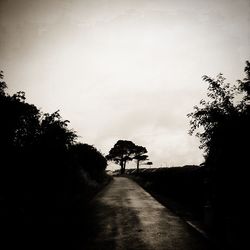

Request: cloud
left=1, top=0, right=249, bottom=169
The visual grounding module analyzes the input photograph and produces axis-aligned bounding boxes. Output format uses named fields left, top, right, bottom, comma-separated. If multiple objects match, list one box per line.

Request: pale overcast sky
left=0, top=0, right=250, bottom=169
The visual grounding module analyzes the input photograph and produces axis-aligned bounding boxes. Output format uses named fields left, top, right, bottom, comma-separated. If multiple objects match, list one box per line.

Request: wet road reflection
left=84, top=177, right=212, bottom=250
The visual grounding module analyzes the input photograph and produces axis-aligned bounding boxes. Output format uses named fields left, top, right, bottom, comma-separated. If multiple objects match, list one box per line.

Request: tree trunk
left=120, top=160, right=124, bottom=174
left=136, top=160, right=140, bottom=173
left=123, top=160, right=127, bottom=174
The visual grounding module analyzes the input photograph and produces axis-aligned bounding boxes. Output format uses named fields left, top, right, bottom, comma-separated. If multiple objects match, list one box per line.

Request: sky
left=0, top=0, right=250, bottom=169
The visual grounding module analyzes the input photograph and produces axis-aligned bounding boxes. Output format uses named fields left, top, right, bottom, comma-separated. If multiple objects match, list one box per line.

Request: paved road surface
left=84, top=177, right=212, bottom=250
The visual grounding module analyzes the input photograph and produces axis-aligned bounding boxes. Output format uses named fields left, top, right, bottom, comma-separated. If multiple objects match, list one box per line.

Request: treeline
left=0, top=71, right=108, bottom=226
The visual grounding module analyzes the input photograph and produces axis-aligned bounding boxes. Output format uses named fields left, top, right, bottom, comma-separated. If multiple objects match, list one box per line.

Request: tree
left=0, top=71, right=110, bottom=228
left=187, top=73, right=237, bottom=154
left=0, top=70, right=7, bottom=96
left=188, top=62, right=250, bottom=167
left=238, top=60, right=250, bottom=109
left=106, top=140, right=136, bottom=174
left=39, top=110, right=77, bottom=151
left=69, top=143, right=107, bottom=180
left=0, top=86, right=41, bottom=153
left=187, top=61, right=250, bottom=239
left=133, top=145, right=148, bottom=173
left=106, top=140, right=151, bottom=174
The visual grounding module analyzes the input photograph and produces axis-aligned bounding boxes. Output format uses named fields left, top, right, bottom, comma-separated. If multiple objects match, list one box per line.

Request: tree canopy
left=133, top=145, right=149, bottom=172
left=0, top=71, right=108, bottom=224
left=106, top=140, right=150, bottom=174
left=188, top=61, right=249, bottom=162
left=106, top=140, right=135, bottom=174
left=187, top=60, right=250, bottom=228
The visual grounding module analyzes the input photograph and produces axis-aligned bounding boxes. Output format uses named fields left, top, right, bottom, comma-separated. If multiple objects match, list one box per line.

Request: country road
left=83, top=177, right=212, bottom=250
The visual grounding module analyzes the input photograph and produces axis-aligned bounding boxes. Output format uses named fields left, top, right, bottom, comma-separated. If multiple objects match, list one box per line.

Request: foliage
left=0, top=71, right=108, bottom=225
left=106, top=140, right=150, bottom=174
left=69, top=143, right=107, bottom=181
left=187, top=73, right=237, bottom=152
left=39, top=110, right=77, bottom=150
left=188, top=61, right=249, bottom=162
left=106, top=140, right=136, bottom=173
left=133, top=145, right=149, bottom=172
left=187, top=61, right=250, bottom=241
left=238, top=60, right=250, bottom=106
left=0, top=70, right=7, bottom=95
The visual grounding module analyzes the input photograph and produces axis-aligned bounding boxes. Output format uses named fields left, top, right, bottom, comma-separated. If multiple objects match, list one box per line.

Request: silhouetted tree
left=106, top=140, right=136, bottom=174
left=39, top=110, right=77, bottom=151
left=0, top=87, right=40, bottom=162
left=69, top=143, right=107, bottom=181
left=0, top=71, right=110, bottom=227
left=133, top=145, right=149, bottom=173
left=0, top=70, right=7, bottom=96
left=188, top=61, right=250, bottom=246
left=188, top=62, right=249, bottom=171
left=238, top=60, right=250, bottom=109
